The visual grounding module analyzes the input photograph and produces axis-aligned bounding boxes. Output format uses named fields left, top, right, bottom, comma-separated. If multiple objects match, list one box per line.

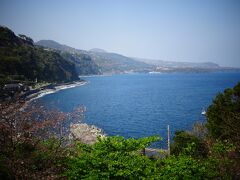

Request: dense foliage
left=207, top=82, right=240, bottom=148
left=65, top=136, right=161, bottom=179
left=171, top=130, right=208, bottom=158
left=159, top=154, right=217, bottom=179
left=0, top=26, right=79, bottom=83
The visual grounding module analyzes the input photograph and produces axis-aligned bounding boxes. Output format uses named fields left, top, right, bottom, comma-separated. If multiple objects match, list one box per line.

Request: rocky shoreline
left=69, top=123, right=106, bottom=144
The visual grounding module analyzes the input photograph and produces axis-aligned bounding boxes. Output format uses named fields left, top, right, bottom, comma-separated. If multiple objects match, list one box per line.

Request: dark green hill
left=0, top=26, right=79, bottom=83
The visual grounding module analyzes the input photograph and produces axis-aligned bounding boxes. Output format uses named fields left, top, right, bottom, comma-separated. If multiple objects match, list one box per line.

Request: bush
left=171, top=131, right=208, bottom=158
left=159, top=154, right=219, bottom=179
left=0, top=100, right=84, bottom=179
left=207, top=82, right=240, bottom=148
left=64, top=136, right=162, bottom=179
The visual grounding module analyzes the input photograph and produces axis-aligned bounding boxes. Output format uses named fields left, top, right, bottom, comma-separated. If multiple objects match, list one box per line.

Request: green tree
left=0, top=26, right=79, bottom=83
left=65, top=136, right=161, bottom=179
left=159, top=154, right=218, bottom=179
left=171, top=131, right=208, bottom=158
left=206, top=82, right=240, bottom=147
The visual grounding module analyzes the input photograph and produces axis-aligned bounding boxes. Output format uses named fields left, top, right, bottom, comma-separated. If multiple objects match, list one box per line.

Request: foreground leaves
left=65, top=136, right=162, bottom=179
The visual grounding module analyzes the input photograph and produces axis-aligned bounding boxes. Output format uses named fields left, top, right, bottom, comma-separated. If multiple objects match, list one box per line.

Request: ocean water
left=37, top=72, right=240, bottom=148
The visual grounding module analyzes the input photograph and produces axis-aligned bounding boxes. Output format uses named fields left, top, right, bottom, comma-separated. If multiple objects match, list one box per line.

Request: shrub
left=207, top=82, right=240, bottom=148
left=64, top=136, right=162, bottom=179
left=171, top=131, right=208, bottom=158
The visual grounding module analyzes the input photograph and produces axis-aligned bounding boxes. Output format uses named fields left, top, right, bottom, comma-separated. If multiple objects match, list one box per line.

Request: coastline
left=25, top=80, right=88, bottom=102
left=22, top=80, right=106, bottom=144
left=79, top=74, right=112, bottom=78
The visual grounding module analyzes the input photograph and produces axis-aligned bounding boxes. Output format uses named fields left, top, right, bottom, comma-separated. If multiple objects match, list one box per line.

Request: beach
left=25, top=80, right=87, bottom=102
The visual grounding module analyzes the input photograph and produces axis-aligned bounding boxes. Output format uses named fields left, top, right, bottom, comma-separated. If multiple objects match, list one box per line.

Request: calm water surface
left=37, top=72, right=240, bottom=148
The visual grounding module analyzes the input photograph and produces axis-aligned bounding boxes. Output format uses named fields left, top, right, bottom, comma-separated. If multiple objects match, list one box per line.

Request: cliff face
left=0, top=26, right=79, bottom=83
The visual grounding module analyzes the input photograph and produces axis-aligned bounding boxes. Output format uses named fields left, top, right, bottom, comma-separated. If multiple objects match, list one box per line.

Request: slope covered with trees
left=0, top=26, right=79, bottom=84
left=36, top=40, right=102, bottom=75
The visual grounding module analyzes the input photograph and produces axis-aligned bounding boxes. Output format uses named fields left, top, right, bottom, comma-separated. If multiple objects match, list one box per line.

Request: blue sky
left=1, top=0, right=240, bottom=67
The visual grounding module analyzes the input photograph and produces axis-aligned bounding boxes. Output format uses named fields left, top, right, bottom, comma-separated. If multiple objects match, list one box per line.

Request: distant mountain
left=134, top=58, right=240, bottom=73
left=89, top=48, right=107, bottom=53
left=0, top=26, right=79, bottom=84
left=88, top=51, right=153, bottom=73
left=36, top=40, right=236, bottom=74
left=36, top=40, right=153, bottom=74
left=134, top=58, right=220, bottom=69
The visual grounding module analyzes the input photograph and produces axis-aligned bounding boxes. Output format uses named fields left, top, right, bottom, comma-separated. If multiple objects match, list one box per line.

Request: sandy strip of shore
left=26, top=81, right=88, bottom=102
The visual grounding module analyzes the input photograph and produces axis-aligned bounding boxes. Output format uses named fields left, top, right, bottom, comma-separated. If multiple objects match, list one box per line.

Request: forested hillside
left=36, top=40, right=101, bottom=75
left=0, top=26, right=79, bottom=84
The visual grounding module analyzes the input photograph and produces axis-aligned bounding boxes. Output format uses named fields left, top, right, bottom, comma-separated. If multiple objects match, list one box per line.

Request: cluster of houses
left=3, top=83, right=30, bottom=92
left=0, top=83, right=32, bottom=101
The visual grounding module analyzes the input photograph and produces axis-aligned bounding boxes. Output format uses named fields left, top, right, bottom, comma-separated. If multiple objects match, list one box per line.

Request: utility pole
left=167, top=125, right=170, bottom=156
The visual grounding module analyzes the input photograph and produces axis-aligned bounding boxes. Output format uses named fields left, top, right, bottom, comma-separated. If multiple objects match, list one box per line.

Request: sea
left=36, top=72, right=240, bottom=148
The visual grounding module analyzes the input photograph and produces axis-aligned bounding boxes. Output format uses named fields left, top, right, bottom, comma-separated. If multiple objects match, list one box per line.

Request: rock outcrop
left=69, top=123, right=105, bottom=144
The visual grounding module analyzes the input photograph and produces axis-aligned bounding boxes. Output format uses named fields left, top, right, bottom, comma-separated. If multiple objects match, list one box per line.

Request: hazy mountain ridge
left=36, top=40, right=153, bottom=74
left=133, top=58, right=220, bottom=69
left=88, top=51, right=154, bottom=73
left=36, top=40, right=239, bottom=74
left=133, top=58, right=240, bottom=73
left=89, top=48, right=107, bottom=53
